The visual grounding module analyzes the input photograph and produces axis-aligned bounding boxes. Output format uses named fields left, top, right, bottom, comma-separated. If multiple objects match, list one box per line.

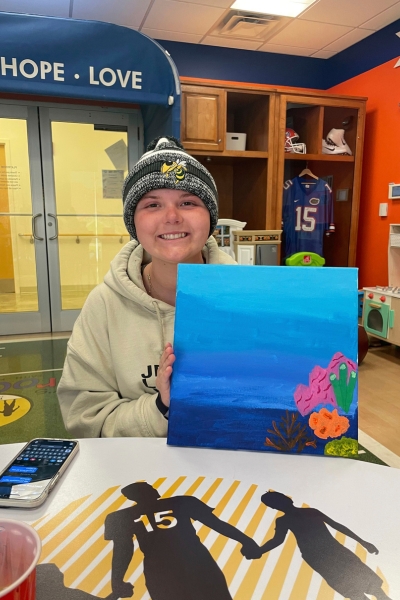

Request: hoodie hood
left=104, top=239, right=166, bottom=313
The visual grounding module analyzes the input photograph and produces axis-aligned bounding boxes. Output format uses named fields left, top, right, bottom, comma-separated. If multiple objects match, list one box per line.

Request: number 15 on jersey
left=295, top=206, right=317, bottom=232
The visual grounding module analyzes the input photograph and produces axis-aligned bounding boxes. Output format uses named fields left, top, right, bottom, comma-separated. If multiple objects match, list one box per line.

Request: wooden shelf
left=180, top=79, right=366, bottom=266
left=192, top=150, right=268, bottom=159
left=284, top=153, right=354, bottom=162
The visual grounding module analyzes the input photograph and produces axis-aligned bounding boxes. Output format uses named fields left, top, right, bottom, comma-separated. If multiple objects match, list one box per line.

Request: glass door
left=0, top=105, right=51, bottom=335
left=39, top=108, right=141, bottom=332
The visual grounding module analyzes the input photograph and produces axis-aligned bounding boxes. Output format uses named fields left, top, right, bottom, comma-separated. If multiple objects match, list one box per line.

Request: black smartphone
left=0, top=438, right=79, bottom=508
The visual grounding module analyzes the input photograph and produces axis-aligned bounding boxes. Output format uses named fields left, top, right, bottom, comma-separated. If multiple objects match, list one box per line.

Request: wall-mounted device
left=336, top=189, right=349, bottom=201
left=379, top=203, right=388, bottom=217
left=388, top=183, right=400, bottom=199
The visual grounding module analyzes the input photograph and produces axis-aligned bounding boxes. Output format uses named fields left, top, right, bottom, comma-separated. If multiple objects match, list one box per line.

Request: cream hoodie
left=58, top=237, right=236, bottom=438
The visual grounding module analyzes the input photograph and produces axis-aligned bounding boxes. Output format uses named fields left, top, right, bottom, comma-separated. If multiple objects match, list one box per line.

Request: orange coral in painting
left=308, top=408, right=349, bottom=440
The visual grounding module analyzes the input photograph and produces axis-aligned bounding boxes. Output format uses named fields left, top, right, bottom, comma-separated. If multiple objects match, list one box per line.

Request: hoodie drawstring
left=152, top=300, right=165, bottom=355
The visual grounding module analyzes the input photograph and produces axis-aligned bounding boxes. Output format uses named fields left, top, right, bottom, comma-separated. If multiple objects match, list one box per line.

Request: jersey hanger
left=298, top=167, right=318, bottom=180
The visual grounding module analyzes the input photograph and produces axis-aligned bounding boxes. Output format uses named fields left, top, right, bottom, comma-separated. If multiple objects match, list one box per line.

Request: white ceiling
left=1, top=0, right=400, bottom=58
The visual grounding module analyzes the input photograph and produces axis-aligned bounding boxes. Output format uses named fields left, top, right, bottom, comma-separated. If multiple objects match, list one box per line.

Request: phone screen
left=0, top=439, right=78, bottom=501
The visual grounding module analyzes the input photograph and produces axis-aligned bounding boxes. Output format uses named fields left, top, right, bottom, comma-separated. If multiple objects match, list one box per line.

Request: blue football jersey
left=282, top=176, right=334, bottom=258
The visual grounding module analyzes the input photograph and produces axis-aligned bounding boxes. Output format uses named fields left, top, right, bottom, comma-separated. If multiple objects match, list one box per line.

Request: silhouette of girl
left=247, top=492, right=391, bottom=600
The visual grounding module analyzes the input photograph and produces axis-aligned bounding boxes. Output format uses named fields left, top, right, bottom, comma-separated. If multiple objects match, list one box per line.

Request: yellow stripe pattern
left=32, top=476, right=391, bottom=599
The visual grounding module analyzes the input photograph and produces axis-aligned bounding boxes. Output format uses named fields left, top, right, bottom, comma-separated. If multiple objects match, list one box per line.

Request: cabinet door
left=181, top=85, right=226, bottom=152
left=387, top=298, right=400, bottom=345
left=237, top=245, right=255, bottom=265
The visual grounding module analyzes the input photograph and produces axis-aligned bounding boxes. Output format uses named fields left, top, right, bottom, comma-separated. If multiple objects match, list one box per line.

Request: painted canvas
left=167, top=265, right=358, bottom=456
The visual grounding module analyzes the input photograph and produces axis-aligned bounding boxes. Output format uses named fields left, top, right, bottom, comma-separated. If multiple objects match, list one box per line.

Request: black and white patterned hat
left=122, top=136, right=218, bottom=240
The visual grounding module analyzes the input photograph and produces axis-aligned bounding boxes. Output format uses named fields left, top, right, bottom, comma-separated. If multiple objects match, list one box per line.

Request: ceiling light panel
left=230, top=0, right=317, bottom=18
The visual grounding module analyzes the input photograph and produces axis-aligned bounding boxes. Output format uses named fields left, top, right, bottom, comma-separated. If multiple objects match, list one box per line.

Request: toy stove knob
left=368, top=293, right=374, bottom=299
left=380, top=296, right=386, bottom=302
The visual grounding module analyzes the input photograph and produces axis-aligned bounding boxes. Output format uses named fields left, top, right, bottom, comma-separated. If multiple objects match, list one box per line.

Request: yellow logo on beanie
left=161, top=159, right=187, bottom=182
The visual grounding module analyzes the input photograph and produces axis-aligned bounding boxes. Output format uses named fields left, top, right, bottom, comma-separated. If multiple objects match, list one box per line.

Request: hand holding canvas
left=156, top=343, right=175, bottom=408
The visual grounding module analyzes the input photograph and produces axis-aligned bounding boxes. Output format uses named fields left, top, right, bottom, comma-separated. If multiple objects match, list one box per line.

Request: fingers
left=156, top=344, right=175, bottom=409
left=159, top=349, right=175, bottom=377
left=159, top=343, right=174, bottom=369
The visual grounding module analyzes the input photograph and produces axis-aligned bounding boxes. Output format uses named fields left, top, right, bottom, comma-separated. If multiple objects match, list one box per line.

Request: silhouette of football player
left=243, top=491, right=391, bottom=600
left=104, top=481, right=261, bottom=600
left=0, top=398, right=19, bottom=417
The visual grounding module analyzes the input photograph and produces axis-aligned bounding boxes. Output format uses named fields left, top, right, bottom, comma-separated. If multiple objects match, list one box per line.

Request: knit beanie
left=122, top=136, right=218, bottom=240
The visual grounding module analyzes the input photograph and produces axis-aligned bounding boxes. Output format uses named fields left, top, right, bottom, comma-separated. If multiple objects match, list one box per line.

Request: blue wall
left=158, top=17, right=400, bottom=89
left=327, top=18, right=400, bottom=87
left=156, top=42, right=328, bottom=89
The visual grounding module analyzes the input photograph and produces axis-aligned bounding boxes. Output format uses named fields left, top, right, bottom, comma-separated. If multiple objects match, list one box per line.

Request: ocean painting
left=167, top=265, right=358, bottom=456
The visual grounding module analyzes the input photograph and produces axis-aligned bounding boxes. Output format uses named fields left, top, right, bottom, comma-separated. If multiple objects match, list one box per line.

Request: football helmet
left=322, top=128, right=352, bottom=155
left=285, top=128, right=306, bottom=154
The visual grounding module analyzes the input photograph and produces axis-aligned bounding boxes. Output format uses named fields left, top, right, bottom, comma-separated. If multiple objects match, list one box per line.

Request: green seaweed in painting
left=329, top=363, right=357, bottom=413
left=324, top=437, right=359, bottom=457
left=265, top=410, right=316, bottom=453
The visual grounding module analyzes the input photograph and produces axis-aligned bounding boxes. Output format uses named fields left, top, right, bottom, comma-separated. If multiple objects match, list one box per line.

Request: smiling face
left=134, top=188, right=210, bottom=264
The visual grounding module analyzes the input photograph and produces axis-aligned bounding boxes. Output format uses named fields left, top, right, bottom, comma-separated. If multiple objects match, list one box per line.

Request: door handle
left=48, top=213, right=59, bottom=240
left=32, top=213, right=44, bottom=241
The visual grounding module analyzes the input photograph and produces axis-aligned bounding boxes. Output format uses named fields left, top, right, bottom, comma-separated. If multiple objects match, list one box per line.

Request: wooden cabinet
left=181, top=85, right=225, bottom=152
left=181, top=81, right=277, bottom=236
left=389, top=297, right=400, bottom=345
left=276, top=93, right=366, bottom=267
left=389, top=224, right=400, bottom=285
left=180, top=79, right=366, bottom=267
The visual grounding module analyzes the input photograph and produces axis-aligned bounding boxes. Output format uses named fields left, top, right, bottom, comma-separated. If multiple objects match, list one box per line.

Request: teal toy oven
left=363, top=299, right=394, bottom=338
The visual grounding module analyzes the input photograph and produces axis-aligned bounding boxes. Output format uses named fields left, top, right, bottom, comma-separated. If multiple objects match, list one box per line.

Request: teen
left=58, top=137, right=236, bottom=437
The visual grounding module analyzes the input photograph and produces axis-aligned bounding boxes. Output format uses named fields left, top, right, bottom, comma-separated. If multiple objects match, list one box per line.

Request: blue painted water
left=169, top=265, right=359, bottom=455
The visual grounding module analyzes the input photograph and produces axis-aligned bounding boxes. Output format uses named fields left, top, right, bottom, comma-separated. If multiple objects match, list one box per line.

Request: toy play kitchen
left=363, top=224, right=400, bottom=345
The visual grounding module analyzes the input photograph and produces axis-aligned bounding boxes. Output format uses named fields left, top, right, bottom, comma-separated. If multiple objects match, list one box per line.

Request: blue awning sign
left=0, top=57, right=144, bottom=90
left=0, top=12, right=181, bottom=139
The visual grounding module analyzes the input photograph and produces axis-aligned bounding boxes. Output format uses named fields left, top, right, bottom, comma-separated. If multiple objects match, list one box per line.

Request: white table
left=0, top=438, right=399, bottom=600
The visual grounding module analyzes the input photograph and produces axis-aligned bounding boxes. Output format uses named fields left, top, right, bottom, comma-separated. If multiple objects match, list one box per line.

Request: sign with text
left=0, top=12, right=179, bottom=107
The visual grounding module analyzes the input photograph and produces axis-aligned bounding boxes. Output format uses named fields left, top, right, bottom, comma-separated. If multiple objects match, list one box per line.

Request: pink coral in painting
left=294, top=352, right=356, bottom=417
left=329, top=352, right=357, bottom=381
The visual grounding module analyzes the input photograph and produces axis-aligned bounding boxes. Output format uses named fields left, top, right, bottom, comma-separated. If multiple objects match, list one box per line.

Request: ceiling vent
left=214, top=11, right=283, bottom=40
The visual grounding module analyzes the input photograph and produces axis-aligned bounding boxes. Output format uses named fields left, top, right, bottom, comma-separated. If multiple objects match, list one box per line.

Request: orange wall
left=329, top=57, right=400, bottom=288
